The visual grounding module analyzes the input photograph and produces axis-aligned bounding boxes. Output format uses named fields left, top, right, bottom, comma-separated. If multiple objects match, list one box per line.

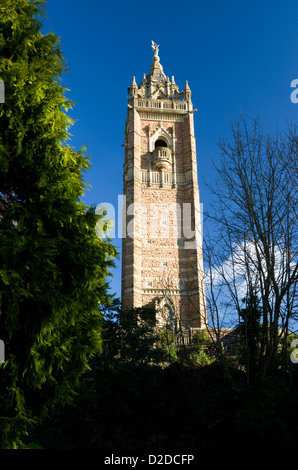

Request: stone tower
left=121, top=42, right=206, bottom=334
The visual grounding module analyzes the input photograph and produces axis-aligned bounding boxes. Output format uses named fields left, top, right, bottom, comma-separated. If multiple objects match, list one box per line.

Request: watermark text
left=95, top=196, right=203, bottom=249
left=0, top=79, right=4, bottom=103
left=290, top=79, right=298, bottom=103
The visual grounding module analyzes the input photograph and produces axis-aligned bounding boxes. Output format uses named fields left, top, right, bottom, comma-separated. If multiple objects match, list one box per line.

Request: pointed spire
left=140, top=42, right=186, bottom=100
left=184, top=80, right=191, bottom=100
left=147, top=42, right=166, bottom=84
left=130, top=76, right=138, bottom=96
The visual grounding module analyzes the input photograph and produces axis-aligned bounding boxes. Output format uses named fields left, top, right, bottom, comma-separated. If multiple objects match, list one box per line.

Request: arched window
left=155, top=139, right=168, bottom=149
left=161, top=304, right=174, bottom=328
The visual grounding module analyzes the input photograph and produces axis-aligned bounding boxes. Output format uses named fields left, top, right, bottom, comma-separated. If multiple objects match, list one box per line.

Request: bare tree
left=204, top=115, right=298, bottom=382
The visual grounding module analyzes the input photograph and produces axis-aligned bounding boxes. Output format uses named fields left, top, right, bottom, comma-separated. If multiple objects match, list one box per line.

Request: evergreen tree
left=0, top=0, right=117, bottom=447
left=238, top=294, right=262, bottom=383
left=100, top=299, right=164, bottom=365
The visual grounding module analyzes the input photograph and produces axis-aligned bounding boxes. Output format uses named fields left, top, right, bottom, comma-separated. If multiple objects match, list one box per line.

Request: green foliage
left=0, top=0, right=117, bottom=447
left=189, top=350, right=215, bottom=367
left=238, top=295, right=262, bottom=340
left=25, top=299, right=298, bottom=449
left=192, top=329, right=212, bottom=345
left=100, top=299, right=165, bottom=365
left=237, top=294, right=263, bottom=380
left=27, top=355, right=298, bottom=449
left=157, top=327, right=178, bottom=363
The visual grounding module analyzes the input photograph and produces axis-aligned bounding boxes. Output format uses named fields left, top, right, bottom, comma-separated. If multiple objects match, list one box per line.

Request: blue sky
left=42, top=0, right=298, bottom=299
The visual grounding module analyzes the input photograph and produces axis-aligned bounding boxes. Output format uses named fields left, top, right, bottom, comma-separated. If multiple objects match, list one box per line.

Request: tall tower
left=122, top=42, right=206, bottom=333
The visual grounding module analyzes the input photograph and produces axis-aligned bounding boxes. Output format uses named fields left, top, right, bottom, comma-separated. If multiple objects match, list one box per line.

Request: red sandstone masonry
left=122, top=53, right=206, bottom=328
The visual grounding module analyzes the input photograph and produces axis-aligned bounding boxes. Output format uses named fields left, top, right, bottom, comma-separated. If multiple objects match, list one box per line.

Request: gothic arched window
left=155, top=139, right=168, bottom=149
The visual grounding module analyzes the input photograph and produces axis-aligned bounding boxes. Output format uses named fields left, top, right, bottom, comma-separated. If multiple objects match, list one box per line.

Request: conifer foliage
left=0, top=0, right=116, bottom=447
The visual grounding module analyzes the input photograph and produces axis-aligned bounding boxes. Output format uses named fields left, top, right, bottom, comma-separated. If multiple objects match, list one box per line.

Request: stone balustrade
left=153, top=146, right=172, bottom=169
left=135, top=98, right=188, bottom=112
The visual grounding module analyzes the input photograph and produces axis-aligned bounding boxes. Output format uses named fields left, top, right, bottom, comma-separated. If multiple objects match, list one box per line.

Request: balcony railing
left=135, top=98, right=188, bottom=112
left=125, top=167, right=195, bottom=186
left=153, top=147, right=172, bottom=169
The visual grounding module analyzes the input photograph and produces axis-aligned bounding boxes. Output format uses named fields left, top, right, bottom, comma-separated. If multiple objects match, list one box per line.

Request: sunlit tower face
left=121, top=42, right=206, bottom=333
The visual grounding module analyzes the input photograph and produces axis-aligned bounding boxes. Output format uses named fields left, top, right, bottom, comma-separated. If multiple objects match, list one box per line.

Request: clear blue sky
left=42, top=0, right=298, bottom=300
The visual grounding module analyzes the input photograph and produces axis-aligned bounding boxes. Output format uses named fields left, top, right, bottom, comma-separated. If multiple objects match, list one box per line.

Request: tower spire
left=147, top=41, right=166, bottom=85
left=130, top=41, right=189, bottom=102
